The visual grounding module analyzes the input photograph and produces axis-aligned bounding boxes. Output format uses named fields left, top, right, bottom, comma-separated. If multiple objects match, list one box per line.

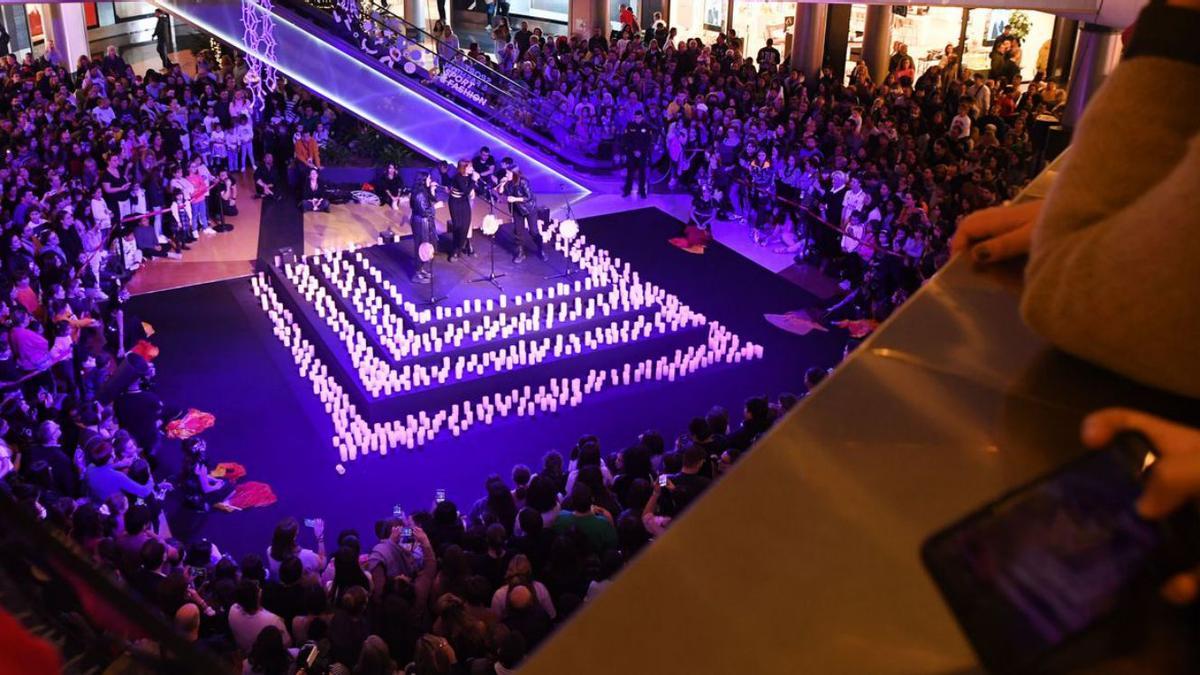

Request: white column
left=404, top=0, right=429, bottom=33
left=43, top=2, right=90, bottom=66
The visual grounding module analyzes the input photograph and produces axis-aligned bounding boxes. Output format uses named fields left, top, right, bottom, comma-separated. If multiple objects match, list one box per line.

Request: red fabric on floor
left=228, top=481, right=277, bottom=509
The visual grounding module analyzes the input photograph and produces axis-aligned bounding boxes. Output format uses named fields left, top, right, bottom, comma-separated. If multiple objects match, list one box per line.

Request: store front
left=451, top=0, right=632, bottom=31
left=0, top=2, right=162, bottom=60
left=670, top=0, right=726, bottom=45
left=670, top=0, right=795, bottom=57
left=728, top=1, right=794, bottom=61
left=845, top=5, right=1057, bottom=82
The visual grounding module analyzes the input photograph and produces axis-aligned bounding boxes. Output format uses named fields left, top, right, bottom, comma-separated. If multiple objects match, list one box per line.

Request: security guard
left=622, top=109, right=653, bottom=198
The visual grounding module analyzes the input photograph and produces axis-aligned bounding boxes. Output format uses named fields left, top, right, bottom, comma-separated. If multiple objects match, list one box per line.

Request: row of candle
left=286, top=253, right=710, bottom=396
left=253, top=226, right=768, bottom=469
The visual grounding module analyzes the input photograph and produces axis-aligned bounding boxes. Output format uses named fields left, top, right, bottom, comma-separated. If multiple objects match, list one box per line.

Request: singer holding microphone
left=409, top=171, right=442, bottom=283
left=503, top=170, right=546, bottom=263
left=447, top=160, right=475, bottom=261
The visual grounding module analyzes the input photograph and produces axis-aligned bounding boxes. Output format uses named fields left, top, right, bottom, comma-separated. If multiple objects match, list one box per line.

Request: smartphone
left=921, top=433, right=1200, bottom=674
left=189, top=565, right=208, bottom=586
left=658, top=475, right=669, bottom=488
left=435, top=489, right=446, bottom=503
left=393, top=504, right=405, bottom=520
left=303, top=518, right=316, bottom=528
left=400, top=527, right=414, bottom=545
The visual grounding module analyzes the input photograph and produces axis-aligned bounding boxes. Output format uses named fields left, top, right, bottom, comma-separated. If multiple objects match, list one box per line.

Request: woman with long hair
left=408, top=170, right=440, bottom=283
left=245, top=626, right=293, bottom=675
left=301, top=168, right=328, bottom=212
left=267, top=515, right=326, bottom=577
left=327, top=544, right=371, bottom=605
left=446, top=160, right=474, bottom=261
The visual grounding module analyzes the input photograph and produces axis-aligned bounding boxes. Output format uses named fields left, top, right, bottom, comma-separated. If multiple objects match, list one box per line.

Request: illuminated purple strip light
left=249, top=229, right=763, bottom=473
left=153, top=0, right=589, bottom=195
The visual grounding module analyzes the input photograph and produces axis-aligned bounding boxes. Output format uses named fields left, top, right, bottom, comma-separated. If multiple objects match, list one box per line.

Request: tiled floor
left=126, top=173, right=262, bottom=296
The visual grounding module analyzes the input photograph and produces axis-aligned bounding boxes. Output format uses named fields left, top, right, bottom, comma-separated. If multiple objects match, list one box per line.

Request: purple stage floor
left=128, top=208, right=847, bottom=556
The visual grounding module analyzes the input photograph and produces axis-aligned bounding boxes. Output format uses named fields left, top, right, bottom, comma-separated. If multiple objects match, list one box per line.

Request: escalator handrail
left=359, top=0, right=540, bottom=103
left=284, top=0, right=567, bottom=147
left=275, top=0, right=614, bottom=174
left=354, top=9, right=567, bottom=138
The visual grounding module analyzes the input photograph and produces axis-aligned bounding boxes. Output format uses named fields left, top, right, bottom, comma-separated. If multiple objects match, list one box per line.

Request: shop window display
left=846, top=5, right=1056, bottom=83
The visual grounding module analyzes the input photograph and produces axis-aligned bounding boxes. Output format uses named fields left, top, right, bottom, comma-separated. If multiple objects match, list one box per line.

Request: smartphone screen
left=401, top=527, right=414, bottom=544
left=923, top=440, right=1171, bottom=673
left=435, top=489, right=446, bottom=503
left=658, top=475, right=669, bottom=487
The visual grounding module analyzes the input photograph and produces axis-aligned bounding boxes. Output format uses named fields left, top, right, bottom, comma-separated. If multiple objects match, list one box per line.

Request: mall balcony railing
left=516, top=156, right=1200, bottom=673
left=279, top=0, right=616, bottom=178
left=0, top=491, right=228, bottom=674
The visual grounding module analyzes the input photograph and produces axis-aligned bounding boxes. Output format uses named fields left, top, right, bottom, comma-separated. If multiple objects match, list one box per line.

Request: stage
left=128, top=207, right=847, bottom=553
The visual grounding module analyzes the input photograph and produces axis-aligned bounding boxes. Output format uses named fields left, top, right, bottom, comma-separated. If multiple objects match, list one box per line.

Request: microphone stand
left=419, top=244, right=447, bottom=308
left=469, top=203, right=506, bottom=290
left=543, top=201, right=580, bottom=281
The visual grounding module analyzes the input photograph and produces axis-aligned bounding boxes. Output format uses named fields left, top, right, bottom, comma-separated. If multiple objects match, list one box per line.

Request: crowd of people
left=328, top=2, right=1060, bottom=325
left=0, top=23, right=836, bottom=672
left=6, top=374, right=818, bottom=673
left=6, top=2, right=1159, bottom=673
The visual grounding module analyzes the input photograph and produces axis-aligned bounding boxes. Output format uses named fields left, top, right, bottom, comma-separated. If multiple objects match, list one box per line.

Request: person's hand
left=309, top=517, right=325, bottom=539
left=950, top=199, right=1042, bottom=263
left=1082, top=408, right=1200, bottom=604
left=412, top=524, right=431, bottom=548
left=74, top=447, right=86, bottom=472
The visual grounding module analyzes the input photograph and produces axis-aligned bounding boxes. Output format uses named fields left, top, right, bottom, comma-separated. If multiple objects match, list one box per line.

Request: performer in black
left=447, top=160, right=475, bottom=261
left=376, top=163, right=404, bottom=210
left=472, top=146, right=498, bottom=199
left=503, top=170, right=546, bottom=263
left=622, top=109, right=653, bottom=198
left=152, top=9, right=172, bottom=69
left=409, top=171, right=440, bottom=282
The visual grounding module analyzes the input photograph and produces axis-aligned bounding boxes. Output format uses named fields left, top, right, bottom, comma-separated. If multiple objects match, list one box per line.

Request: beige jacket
left=1021, top=23, right=1200, bottom=398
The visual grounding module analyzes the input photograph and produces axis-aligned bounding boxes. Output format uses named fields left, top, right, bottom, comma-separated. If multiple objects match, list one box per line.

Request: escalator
left=151, top=0, right=600, bottom=196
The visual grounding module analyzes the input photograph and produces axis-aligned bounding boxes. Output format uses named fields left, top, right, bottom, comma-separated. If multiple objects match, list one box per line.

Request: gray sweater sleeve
left=1020, top=7, right=1200, bottom=398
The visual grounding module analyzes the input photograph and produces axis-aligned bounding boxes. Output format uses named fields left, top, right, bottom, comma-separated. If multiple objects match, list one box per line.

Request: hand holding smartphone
left=921, top=432, right=1200, bottom=673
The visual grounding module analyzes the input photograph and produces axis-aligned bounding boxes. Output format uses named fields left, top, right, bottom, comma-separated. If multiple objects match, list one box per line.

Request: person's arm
left=368, top=560, right=387, bottom=603
left=114, top=469, right=154, bottom=498
left=311, top=518, right=326, bottom=568
left=534, top=582, right=557, bottom=620
left=410, top=525, right=437, bottom=616
left=1020, top=2, right=1200, bottom=398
